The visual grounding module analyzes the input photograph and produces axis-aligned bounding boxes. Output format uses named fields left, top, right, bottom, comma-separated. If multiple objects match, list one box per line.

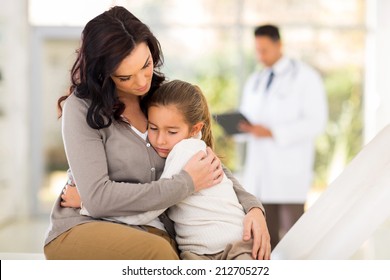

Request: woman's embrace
left=44, top=6, right=270, bottom=260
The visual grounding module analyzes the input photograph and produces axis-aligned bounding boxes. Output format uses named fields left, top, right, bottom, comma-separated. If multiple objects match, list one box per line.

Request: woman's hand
left=243, top=207, right=271, bottom=260
left=60, top=184, right=82, bottom=208
left=183, top=147, right=223, bottom=192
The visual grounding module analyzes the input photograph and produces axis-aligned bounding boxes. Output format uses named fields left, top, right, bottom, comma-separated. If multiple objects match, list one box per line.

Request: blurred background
left=0, top=0, right=389, bottom=258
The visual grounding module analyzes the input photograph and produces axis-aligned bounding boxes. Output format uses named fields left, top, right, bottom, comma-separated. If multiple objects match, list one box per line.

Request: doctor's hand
left=238, top=121, right=272, bottom=138
left=243, top=207, right=271, bottom=260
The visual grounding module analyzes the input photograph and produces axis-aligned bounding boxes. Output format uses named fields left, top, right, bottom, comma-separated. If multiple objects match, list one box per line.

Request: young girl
left=146, top=80, right=261, bottom=260
left=68, top=80, right=271, bottom=260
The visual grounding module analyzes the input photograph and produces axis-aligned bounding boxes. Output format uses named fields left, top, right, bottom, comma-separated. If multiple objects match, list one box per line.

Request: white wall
left=364, top=0, right=390, bottom=143
left=0, top=0, right=30, bottom=223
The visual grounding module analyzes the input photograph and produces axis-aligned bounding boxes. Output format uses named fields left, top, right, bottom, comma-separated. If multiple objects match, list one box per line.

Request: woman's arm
left=223, top=166, right=271, bottom=260
left=62, top=95, right=191, bottom=217
left=61, top=95, right=221, bottom=218
left=62, top=138, right=223, bottom=227
left=223, top=166, right=264, bottom=213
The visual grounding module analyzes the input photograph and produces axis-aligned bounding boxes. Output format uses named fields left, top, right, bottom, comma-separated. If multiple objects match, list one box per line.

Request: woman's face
left=111, top=42, right=154, bottom=98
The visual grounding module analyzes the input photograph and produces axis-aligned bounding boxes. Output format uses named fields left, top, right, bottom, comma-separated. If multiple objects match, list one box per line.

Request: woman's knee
left=44, top=222, right=180, bottom=260
left=137, top=235, right=179, bottom=260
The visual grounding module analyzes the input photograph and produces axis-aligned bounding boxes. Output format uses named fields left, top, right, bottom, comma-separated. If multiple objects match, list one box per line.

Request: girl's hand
left=243, top=207, right=271, bottom=260
left=184, top=147, right=223, bottom=192
left=60, top=184, right=82, bottom=208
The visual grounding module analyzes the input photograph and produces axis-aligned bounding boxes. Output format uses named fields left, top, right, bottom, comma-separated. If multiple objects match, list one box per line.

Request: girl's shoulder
left=172, top=139, right=206, bottom=153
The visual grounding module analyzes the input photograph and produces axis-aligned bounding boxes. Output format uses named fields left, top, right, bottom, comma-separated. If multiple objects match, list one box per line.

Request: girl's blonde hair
left=146, top=80, right=214, bottom=149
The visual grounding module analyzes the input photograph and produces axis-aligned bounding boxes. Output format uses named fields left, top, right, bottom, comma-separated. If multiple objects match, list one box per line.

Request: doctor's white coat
left=239, top=56, right=328, bottom=203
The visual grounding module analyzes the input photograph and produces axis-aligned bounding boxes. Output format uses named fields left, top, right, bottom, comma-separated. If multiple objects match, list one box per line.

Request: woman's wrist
left=248, top=207, right=266, bottom=217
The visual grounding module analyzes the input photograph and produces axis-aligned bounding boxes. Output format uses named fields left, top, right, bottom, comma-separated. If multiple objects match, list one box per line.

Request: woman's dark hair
left=57, top=6, right=165, bottom=129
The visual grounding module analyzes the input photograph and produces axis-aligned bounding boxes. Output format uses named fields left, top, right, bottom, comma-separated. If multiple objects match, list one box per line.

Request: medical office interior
left=0, top=0, right=389, bottom=259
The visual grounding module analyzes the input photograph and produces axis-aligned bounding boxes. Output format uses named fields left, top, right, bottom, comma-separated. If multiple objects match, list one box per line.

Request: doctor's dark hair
left=57, top=6, right=165, bottom=129
left=146, top=80, right=214, bottom=150
left=254, top=24, right=281, bottom=42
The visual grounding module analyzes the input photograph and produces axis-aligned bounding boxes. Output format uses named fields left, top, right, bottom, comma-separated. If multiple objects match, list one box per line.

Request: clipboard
left=213, top=111, right=250, bottom=135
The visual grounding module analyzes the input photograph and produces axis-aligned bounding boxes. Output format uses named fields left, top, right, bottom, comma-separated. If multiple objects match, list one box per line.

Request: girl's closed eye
left=148, top=125, right=158, bottom=131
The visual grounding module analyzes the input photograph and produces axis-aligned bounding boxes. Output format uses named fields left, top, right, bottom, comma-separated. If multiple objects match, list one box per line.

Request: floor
left=0, top=216, right=49, bottom=254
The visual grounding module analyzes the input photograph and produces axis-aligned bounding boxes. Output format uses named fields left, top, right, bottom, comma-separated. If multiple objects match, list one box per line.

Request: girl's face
left=148, top=105, right=196, bottom=158
left=111, top=42, right=154, bottom=98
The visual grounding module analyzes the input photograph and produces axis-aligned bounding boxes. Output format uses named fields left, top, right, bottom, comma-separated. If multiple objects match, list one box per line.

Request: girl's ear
left=191, top=122, right=204, bottom=137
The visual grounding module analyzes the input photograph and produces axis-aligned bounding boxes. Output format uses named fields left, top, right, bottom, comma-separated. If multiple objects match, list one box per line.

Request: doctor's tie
left=266, top=70, right=274, bottom=91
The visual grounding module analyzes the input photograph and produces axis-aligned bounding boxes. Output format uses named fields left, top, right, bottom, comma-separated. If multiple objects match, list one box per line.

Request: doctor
left=238, top=24, right=328, bottom=250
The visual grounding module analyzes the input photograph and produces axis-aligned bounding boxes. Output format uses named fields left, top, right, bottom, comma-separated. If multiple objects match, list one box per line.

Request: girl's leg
left=180, top=251, right=212, bottom=260
left=221, top=240, right=254, bottom=260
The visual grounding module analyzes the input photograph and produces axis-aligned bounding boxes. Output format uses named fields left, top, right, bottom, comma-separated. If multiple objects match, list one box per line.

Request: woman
left=44, top=6, right=270, bottom=260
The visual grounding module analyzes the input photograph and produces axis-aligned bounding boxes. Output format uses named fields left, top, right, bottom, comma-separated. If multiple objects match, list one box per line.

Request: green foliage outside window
left=314, top=67, right=363, bottom=189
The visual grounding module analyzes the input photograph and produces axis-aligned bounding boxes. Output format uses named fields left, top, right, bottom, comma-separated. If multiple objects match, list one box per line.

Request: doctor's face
left=254, top=36, right=282, bottom=68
